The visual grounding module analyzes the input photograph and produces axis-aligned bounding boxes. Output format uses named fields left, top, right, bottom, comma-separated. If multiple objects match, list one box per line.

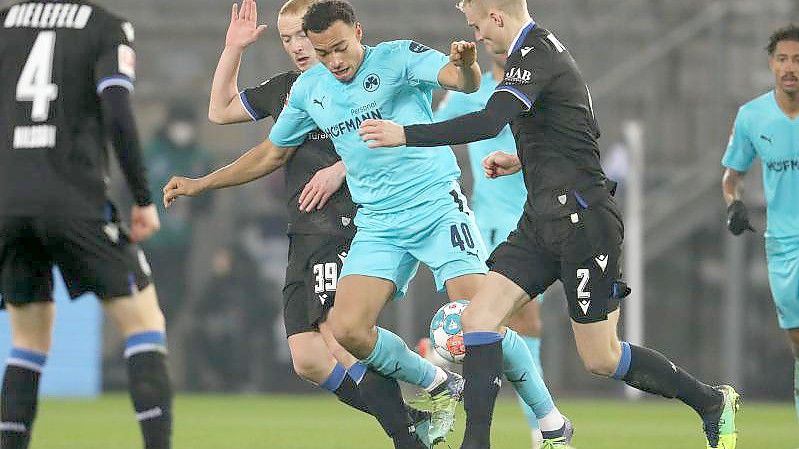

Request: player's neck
left=491, top=63, right=505, bottom=81
left=775, top=88, right=799, bottom=118
left=503, top=15, right=533, bottom=52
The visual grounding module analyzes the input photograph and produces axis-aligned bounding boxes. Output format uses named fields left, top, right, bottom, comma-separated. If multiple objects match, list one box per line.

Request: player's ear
left=489, top=11, right=503, bottom=28
left=354, top=22, right=363, bottom=42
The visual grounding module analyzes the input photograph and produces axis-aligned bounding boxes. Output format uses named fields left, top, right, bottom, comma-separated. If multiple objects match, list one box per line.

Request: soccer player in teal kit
left=435, top=51, right=548, bottom=448
left=269, top=1, right=572, bottom=448
left=722, top=24, right=799, bottom=426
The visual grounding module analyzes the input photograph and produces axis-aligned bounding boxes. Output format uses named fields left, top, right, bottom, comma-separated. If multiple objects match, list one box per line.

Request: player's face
left=307, top=20, right=365, bottom=83
left=463, top=3, right=506, bottom=55
left=277, top=12, right=318, bottom=72
left=770, top=40, right=799, bottom=95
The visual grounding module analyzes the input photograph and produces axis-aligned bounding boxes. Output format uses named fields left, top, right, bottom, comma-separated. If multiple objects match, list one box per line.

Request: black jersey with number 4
left=240, top=71, right=357, bottom=237
left=0, top=1, right=137, bottom=219
left=498, top=22, right=608, bottom=216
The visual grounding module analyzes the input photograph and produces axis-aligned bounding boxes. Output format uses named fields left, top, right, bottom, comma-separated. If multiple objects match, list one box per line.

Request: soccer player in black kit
left=0, top=2, right=172, bottom=449
left=162, top=1, right=435, bottom=447
left=360, top=1, right=741, bottom=448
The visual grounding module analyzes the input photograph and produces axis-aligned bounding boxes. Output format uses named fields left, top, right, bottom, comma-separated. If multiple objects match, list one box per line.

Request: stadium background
left=2, top=0, right=799, bottom=430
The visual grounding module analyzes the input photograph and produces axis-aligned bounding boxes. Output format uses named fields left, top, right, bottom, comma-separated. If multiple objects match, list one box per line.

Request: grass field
left=29, top=394, right=797, bottom=449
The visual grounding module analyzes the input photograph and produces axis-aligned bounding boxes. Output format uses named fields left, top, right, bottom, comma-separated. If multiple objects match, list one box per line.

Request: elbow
left=208, top=109, right=227, bottom=125
left=463, top=83, right=480, bottom=94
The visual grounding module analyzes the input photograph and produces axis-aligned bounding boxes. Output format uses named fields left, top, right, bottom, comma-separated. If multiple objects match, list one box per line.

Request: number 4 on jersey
left=17, top=31, right=59, bottom=122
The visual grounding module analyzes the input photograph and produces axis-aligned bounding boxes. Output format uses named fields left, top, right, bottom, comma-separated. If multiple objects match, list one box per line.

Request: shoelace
left=541, top=436, right=569, bottom=449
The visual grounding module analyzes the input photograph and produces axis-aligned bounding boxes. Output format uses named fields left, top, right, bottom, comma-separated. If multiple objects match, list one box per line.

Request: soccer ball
left=429, top=300, right=469, bottom=363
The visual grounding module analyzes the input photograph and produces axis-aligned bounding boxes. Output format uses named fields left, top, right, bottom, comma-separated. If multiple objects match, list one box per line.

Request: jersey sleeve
left=434, top=91, right=473, bottom=121
left=268, top=82, right=315, bottom=148
left=239, top=73, right=289, bottom=121
left=95, top=16, right=136, bottom=94
left=495, top=41, right=556, bottom=112
left=403, top=41, right=450, bottom=89
left=721, top=109, right=756, bottom=172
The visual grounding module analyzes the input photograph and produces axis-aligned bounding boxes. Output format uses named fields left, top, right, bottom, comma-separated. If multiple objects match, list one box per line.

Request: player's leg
left=788, top=329, right=799, bottom=422
left=564, top=200, right=736, bottom=449
left=329, top=275, right=437, bottom=449
left=0, top=218, right=55, bottom=449
left=1, top=303, right=54, bottom=449
left=103, top=285, right=172, bottom=449
left=765, top=238, right=799, bottom=423
left=507, top=300, right=544, bottom=447
left=45, top=215, right=172, bottom=449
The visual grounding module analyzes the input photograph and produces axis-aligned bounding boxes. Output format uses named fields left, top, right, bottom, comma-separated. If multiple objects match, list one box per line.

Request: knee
left=328, top=316, right=368, bottom=353
left=580, top=351, right=621, bottom=377
left=291, top=352, right=327, bottom=383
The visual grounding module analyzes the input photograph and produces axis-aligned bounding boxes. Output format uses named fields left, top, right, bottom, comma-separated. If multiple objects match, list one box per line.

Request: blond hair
left=457, top=0, right=527, bottom=16
left=279, top=0, right=317, bottom=17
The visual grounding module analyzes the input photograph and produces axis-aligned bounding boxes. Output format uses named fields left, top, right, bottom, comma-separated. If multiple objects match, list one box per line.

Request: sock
left=515, top=335, right=543, bottom=430
left=357, top=370, right=420, bottom=449
left=125, top=331, right=172, bottom=449
left=794, top=358, right=799, bottom=423
left=502, top=330, right=556, bottom=430
left=347, top=361, right=368, bottom=385
left=616, top=343, right=722, bottom=416
left=461, top=332, right=504, bottom=449
left=362, top=327, right=438, bottom=389
left=1, top=348, right=46, bottom=449
left=321, top=362, right=371, bottom=415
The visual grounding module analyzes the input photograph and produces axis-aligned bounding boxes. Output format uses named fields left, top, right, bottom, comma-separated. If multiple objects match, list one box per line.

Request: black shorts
left=488, top=198, right=629, bottom=324
left=283, top=233, right=352, bottom=337
left=0, top=215, right=152, bottom=308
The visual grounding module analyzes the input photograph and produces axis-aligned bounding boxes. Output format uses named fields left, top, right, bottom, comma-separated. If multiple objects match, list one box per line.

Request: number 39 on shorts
left=313, top=262, right=338, bottom=294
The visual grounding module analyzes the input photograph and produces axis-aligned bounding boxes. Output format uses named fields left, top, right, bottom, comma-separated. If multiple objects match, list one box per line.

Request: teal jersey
left=722, top=91, right=799, bottom=238
left=269, top=40, right=461, bottom=213
left=435, top=72, right=527, bottom=224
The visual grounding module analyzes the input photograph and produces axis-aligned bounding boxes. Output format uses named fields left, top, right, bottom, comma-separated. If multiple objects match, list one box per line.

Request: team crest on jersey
left=363, top=74, right=380, bottom=92
left=409, top=41, right=431, bottom=53
left=504, top=67, right=532, bottom=84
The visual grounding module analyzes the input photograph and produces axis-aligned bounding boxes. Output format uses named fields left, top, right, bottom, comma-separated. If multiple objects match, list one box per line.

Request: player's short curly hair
left=767, top=24, right=799, bottom=55
left=279, top=0, right=317, bottom=17
left=302, top=0, right=356, bottom=34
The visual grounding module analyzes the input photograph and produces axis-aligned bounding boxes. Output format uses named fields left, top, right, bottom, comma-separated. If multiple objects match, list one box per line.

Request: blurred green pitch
left=30, top=395, right=797, bottom=449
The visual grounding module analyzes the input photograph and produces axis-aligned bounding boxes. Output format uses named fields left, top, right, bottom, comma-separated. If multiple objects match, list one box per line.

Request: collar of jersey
left=329, top=45, right=373, bottom=85
left=508, top=19, right=537, bottom=56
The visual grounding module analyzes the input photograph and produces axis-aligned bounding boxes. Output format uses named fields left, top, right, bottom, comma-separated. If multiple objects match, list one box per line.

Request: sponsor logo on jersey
left=766, top=159, right=799, bottom=172
left=306, top=130, right=328, bottom=141
left=759, top=134, right=773, bottom=144
left=520, top=46, right=534, bottom=57
left=578, top=299, right=591, bottom=315
left=504, top=67, right=532, bottom=84
left=313, top=96, right=326, bottom=109
left=322, top=108, right=383, bottom=138
left=363, top=73, right=380, bottom=92
left=409, top=41, right=431, bottom=53
left=4, top=3, right=92, bottom=29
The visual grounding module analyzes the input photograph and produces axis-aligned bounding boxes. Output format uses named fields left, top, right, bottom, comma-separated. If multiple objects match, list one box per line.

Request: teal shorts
left=341, top=183, right=488, bottom=298
left=766, top=236, right=799, bottom=330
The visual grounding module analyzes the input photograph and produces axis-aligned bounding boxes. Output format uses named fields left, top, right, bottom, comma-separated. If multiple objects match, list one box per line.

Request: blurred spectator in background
left=186, top=242, right=279, bottom=392
left=144, top=102, right=214, bottom=321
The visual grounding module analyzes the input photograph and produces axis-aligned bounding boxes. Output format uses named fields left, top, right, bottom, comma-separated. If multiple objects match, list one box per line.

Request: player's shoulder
left=374, top=39, right=435, bottom=57
left=291, top=65, right=326, bottom=99
left=739, top=90, right=774, bottom=114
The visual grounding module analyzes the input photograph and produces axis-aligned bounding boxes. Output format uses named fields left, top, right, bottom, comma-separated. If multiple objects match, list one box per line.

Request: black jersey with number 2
left=240, top=71, right=357, bottom=237
left=0, top=1, right=137, bottom=219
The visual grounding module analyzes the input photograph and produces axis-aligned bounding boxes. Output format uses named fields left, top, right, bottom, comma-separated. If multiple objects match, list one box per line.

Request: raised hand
left=225, top=0, right=269, bottom=50
left=449, top=40, right=477, bottom=67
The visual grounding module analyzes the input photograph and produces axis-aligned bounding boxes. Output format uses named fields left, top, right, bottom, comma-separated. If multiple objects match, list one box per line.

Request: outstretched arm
left=359, top=90, right=523, bottom=148
left=437, top=41, right=481, bottom=93
left=163, top=140, right=295, bottom=208
left=208, top=0, right=269, bottom=124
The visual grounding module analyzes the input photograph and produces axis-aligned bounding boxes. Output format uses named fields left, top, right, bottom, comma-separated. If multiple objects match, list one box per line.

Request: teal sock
left=363, top=327, right=438, bottom=388
left=794, top=358, right=799, bottom=422
left=515, top=336, right=542, bottom=429
left=502, top=329, right=553, bottom=424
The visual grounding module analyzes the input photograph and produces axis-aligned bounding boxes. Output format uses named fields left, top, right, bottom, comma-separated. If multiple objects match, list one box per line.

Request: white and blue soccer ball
left=429, top=300, right=469, bottom=363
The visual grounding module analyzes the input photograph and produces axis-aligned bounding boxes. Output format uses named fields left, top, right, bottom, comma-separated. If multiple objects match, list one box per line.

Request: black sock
left=461, top=340, right=503, bottom=449
left=357, top=371, right=422, bottom=449
left=623, top=345, right=723, bottom=416
left=1, top=365, right=41, bottom=449
left=334, top=370, right=429, bottom=424
left=127, top=351, right=173, bottom=449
